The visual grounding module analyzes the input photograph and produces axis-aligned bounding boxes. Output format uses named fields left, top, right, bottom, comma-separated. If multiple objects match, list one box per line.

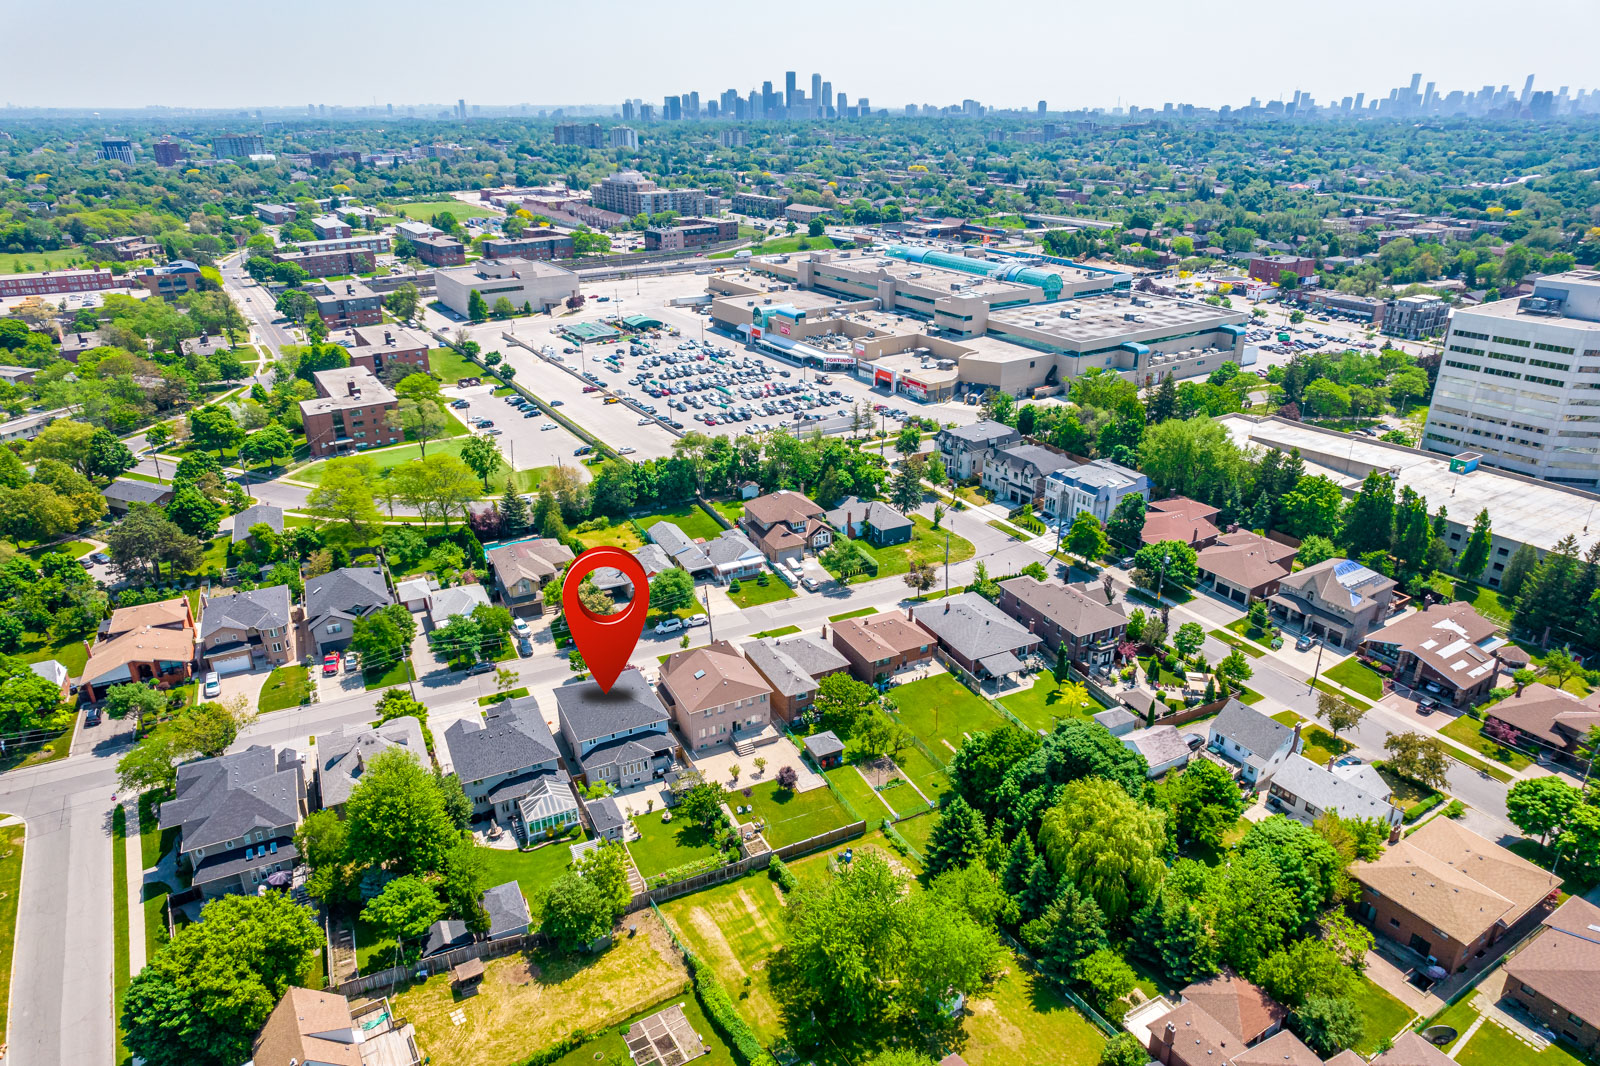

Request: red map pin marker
left=562, top=546, right=650, bottom=693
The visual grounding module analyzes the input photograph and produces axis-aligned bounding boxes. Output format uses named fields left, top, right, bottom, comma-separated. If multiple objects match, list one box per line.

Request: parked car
left=1295, top=634, right=1314, bottom=651
left=322, top=652, right=342, bottom=676
left=85, top=707, right=101, bottom=726
left=202, top=672, right=221, bottom=698
left=91, top=552, right=110, bottom=564
left=468, top=660, right=496, bottom=675
left=685, top=614, right=708, bottom=628
left=512, top=618, right=532, bottom=639
left=654, top=617, right=684, bottom=634
left=541, top=422, right=557, bottom=430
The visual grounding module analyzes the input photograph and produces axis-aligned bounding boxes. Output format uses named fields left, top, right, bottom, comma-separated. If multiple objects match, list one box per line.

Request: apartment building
left=288, top=234, right=390, bottom=257
left=483, top=232, right=575, bottom=261
left=299, top=366, right=401, bottom=458
left=732, top=191, right=786, bottom=217
left=213, top=133, right=265, bottom=158
left=333, top=325, right=431, bottom=376
left=255, top=203, right=295, bottom=224
left=413, top=235, right=466, bottom=267
left=434, top=259, right=578, bottom=317
left=610, top=126, right=639, bottom=149
left=132, top=260, right=205, bottom=299
left=643, top=217, right=738, bottom=251
left=1422, top=273, right=1600, bottom=488
left=553, top=123, right=605, bottom=148
left=1384, top=294, right=1450, bottom=339
left=312, top=280, right=382, bottom=329
left=785, top=203, right=831, bottom=225
left=590, top=171, right=709, bottom=217
left=312, top=215, right=352, bottom=240
left=0, top=268, right=120, bottom=298
left=1247, top=254, right=1316, bottom=282
left=152, top=139, right=184, bottom=167
left=100, top=138, right=135, bottom=164
left=271, top=248, right=374, bottom=278
left=92, top=235, right=161, bottom=261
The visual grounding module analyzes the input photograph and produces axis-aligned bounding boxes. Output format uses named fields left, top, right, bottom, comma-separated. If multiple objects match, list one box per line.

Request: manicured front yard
left=625, top=812, right=723, bottom=881
left=1271, top=711, right=1354, bottom=766
left=257, top=665, right=311, bottom=713
left=738, top=779, right=855, bottom=848
left=828, top=607, right=878, bottom=622
left=727, top=578, right=796, bottom=609
left=636, top=504, right=725, bottom=542
left=475, top=839, right=585, bottom=921
left=890, top=673, right=1010, bottom=755
left=21, top=539, right=93, bottom=562
left=1440, top=713, right=1535, bottom=771
left=999, top=672, right=1096, bottom=732
left=1347, top=973, right=1416, bottom=1055
left=1324, top=658, right=1386, bottom=700
left=363, top=660, right=415, bottom=690
left=853, top=515, right=975, bottom=583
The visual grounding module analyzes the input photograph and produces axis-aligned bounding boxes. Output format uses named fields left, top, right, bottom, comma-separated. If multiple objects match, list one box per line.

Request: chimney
left=347, top=380, right=358, bottom=396
left=1164, top=1022, right=1177, bottom=1046
left=1291, top=721, right=1303, bottom=751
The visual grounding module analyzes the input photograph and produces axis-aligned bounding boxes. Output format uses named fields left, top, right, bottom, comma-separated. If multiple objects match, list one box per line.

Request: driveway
left=216, top=664, right=271, bottom=708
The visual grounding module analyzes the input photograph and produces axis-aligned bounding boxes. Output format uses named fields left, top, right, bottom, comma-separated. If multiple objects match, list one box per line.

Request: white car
left=685, top=614, right=709, bottom=628
left=512, top=618, right=532, bottom=640
left=202, top=672, right=221, bottom=698
left=540, top=422, right=557, bottom=431
left=654, top=617, right=684, bottom=634
left=618, top=446, right=636, bottom=455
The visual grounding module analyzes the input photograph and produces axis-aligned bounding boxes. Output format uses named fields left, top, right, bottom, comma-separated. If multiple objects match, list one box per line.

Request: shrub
left=768, top=856, right=798, bottom=892
left=1443, top=799, right=1466, bottom=819
left=684, top=949, right=769, bottom=1066
left=1403, top=793, right=1445, bottom=823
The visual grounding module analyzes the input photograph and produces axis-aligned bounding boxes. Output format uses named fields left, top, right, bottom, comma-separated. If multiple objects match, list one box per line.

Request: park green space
left=297, top=438, right=553, bottom=497
left=395, top=199, right=495, bottom=221
left=0, top=249, right=86, bottom=273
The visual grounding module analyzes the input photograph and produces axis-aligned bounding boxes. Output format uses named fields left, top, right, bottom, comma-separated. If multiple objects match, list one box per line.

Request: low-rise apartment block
left=0, top=268, right=121, bottom=298
left=299, top=366, right=401, bottom=458
left=732, top=191, right=786, bottom=218
left=92, top=235, right=162, bottom=261
left=312, top=215, right=352, bottom=240
left=333, top=324, right=431, bottom=376
left=643, top=217, right=737, bottom=251
left=483, top=232, right=575, bottom=261
left=313, top=279, right=382, bottom=329
left=591, top=171, right=710, bottom=217
left=131, top=259, right=204, bottom=299
left=272, top=248, right=374, bottom=278
left=413, top=235, right=466, bottom=267
left=255, top=203, right=295, bottom=224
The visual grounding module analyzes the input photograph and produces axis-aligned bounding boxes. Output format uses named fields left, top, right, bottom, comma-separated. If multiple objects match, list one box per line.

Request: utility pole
left=1154, top=551, right=1172, bottom=604
left=944, top=531, right=950, bottom=598
left=1306, top=638, right=1326, bottom=694
left=703, top=583, right=713, bottom=643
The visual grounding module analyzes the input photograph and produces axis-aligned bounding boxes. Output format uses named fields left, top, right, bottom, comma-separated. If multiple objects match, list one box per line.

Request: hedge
left=1403, top=793, right=1445, bottom=823
left=684, top=949, right=774, bottom=1066
left=516, top=1029, right=589, bottom=1066
left=767, top=856, right=797, bottom=893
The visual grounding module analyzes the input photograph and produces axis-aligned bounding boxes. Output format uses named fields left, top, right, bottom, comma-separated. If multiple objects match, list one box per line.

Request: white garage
left=210, top=653, right=255, bottom=677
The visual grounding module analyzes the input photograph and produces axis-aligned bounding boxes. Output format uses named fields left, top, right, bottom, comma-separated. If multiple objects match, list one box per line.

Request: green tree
left=1341, top=471, right=1395, bottom=558
left=85, top=428, right=136, bottom=479
left=1383, top=731, right=1450, bottom=789
left=1066, top=510, right=1110, bottom=563
left=305, top=456, right=381, bottom=546
left=541, top=871, right=616, bottom=952
left=1132, top=540, right=1199, bottom=592
left=820, top=541, right=864, bottom=583
left=1020, top=882, right=1107, bottom=980
left=1172, top=621, right=1205, bottom=659
left=1506, top=776, right=1581, bottom=846
left=1236, top=815, right=1349, bottom=924
left=924, top=796, right=989, bottom=876
left=1278, top=476, right=1345, bottom=540
left=166, top=483, right=223, bottom=539
left=1255, top=937, right=1355, bottom=1008
left=361, top=874, right=445, bottom=943
left=1105, top=494, right=1148, bottom=552
left=239, top=423, right=294, bottom=472
left=387, top=398, right=450, bottom=457
left=1315, top=690, right=1368, bottom=739
left=1499, top=542, right=1540, bottom=601
left=1138, top=417, right=1248, bottom=502
left=676, top=779, right=728, bottom=829
left=459, top=433, right=504, bottom=490
left=1296, top=534, right=1339, bottom=569
left=649, top=567, right=696, bottom=613
left=1456, top=509, right=1494, bottom=581
left=467, top=287, right=490, bottom=322
left=116, top=731, right=181, bottom=793
left=344, top=748, right=460, bottom=876
left=1103, top=1033, right=1149, bottom=1066
left=1168, top=758, right=1244, bottom=850
left=349, top=603, right=416, bottom=676
left=1079, top=948, right=1138, bottom=1018
left=187, top=405, right=245, bottom=458
left=1038, top=777, right=1166, bottom=922
left=894, top=424, right=921, bottom=457
left=1295, top=994, right=1365, bottom=1056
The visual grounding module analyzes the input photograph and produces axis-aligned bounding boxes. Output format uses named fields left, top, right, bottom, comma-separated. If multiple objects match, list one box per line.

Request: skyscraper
left=785, top=71, right=797, bottom=109
left=810, top=73, right=822, bottom=108
left=100, top=138, right=134, bottom=165
left=686, top=91, right=700, bottom=118
left=457, top=98, right=466, bottom=120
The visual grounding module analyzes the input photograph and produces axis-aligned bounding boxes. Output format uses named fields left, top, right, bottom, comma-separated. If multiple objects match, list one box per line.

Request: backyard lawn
left=708, top=499, right=744, bottom=525
left=16, top=628, right=88, bottom=676
left=1347, top=974, right=1416, bottom=1055
left=396, top=199, right=495, bottom=221
left=1271, top=711, right=1354, bottom=765
left=545, top=992, right=737, bottom=1066
left=728, top=578, right=796, bottom=609
left=824, top=763, right=895, bottom=821
left=889, top=741, right=952, bottom=803
left=575, top=520, right=645, bottom=551
left=257, top=665, right=310, bottom=713
left=854, top=515, right=975, bottom=583
left=959, top=956, right=1107, bottom=1066
left=1440, top=713, right=1535, bottom=771
left=625, top=812, right=723, bottom=881
left=739, top=779, right=855, bottom=848
left=1000, top=673, right=1096, bottom=732
left=393, top=921, right=691, bottom=1066
left=475, top=839, right=585, bottom=920
left=891, top=811, right=938, bottom=857
left=891, top=674, right=1011, bottom=756
left=1324, top=658, right=1386, bottom=700
left=659, top=870, right=791, bottom=1044
left=636, top=504, right=725, bottom=541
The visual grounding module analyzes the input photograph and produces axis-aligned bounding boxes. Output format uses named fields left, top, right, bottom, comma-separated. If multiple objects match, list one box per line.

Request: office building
left=609, top=126, right=638, bottom=149
left=554, top=123, right=605, bottom=148
left=643, top=217, right=737, bottom=252
left=132, top=260, right=205, bottom=299
left=1384, top=294, right=1450, bottom=339
left=152, top=139, right=184, bottom=166
left=100, top=138, right=135, bottom=165
left=1422, top=272, right=1600, bottom=488
left=0, top=268, right=120, bottom=299
left=299, top=366, right=401, bottom=458
left=590, top=171, right=709, bottom=217
left=434, top=259, right=579, bottom=318
left=213, top=133, right=265, bottom=159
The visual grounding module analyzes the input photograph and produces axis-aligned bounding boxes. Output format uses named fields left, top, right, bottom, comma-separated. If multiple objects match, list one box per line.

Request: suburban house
left=1041, top=459, right=1149, bottom=527
left=1196, top=531, right=1297, bottom=605
left=1142, top=497, right=1222, bottom=549
left=648, top=521, right=714, bottom=578
left=252, top=987, right=420, bottom=1066
left=803, top=730, right=845, bottom=769
left=1121, top=724, right=1192, bottom=778
left=1352, top=818, right=1558, bottom=972
left=1146, top=972, right=1295, bottom=1066
left=1369, top=1033, right=1457, bottom=1066
left=996, top=576, right=1127, bottom=672
left=1503, top=895, right=1600, bottom=1049
left=1207, top=700, right=1301, bottom=789
left=428, top=583, right=492, bottom=628
left=910, top=593, right=1040, bottom=682
left=231, top=502, right=285, bottom=546
left=1360, top=602, right=1509, bottom=709
left=1267, top=754, right=1402, bottom=827
left=1481, top=687, right=1600, bottom=761
left=312, top=716, right=427, bottom=812
left=486, top=538, right=575, bottom=613
left=442, top=696, right=578, bottom=839
left=824, top=496, right=912, bottom=548
left=304, top=567, right=393, bottom=656
left=830, top=612, right=937, bottom=683
left=741, top=490, right=833, bottom=566
left=198, top=586, right=297, bottom=675
left=591, top=543, right=674, bottom=601
left=482, top=880, right=532, bottom=941
left=554, top=668, right=675, bottom=789
left=1269, top=558, right=1398, bottom=650
left=157, top=744, right=306, bottom=900
left=101, top=478, right=174, bottom=514
left=980, top=443, right=1072, bottom=506
left=742, top=633, right=851, bottom=722
left=82, top=596, right=196, bottom=702
left=705, top=529, right=765, bottom=584
left=658, top=640, right=776, bottom=754
left=936, top=420, right=1022, bottom=480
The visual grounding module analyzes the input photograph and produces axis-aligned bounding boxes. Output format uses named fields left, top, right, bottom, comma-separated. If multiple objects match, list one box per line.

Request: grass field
left=396, top=199, right=496, bottom=222
left=637, top=504, right=724, bottom=541
left=257, top=665, right=310, bottom=713
left=0, top=823, right=23, bottom=1044
left=111, top=807, right=130, bottom=1063
left=710, top=235, right=838, bottom=259
left=1324, top=658, right=1386, bottom=700
left=828, top=607, right=878, bottom=623
left=891, top=674, right=1009, bottom=755
left=626, top=813, right=722, bottom=881
left=300, top=438, right=549, bottom=497
left=728, top=578, right=796, bottom=609
left=1271, top=711, right=1354, bottom=765
left=475, top=840, right=584, bottom=920
left=393, top=920, right=690, bottom=1066
left=546, top=991, right=737, bottom=1066
left=999, top=673, right=1095, bottom=732
left=892, top=811, right=938, bottom=857
left=740, top=780, right=854, bottom=848
left=0, top=249, right=86, bottom=273
left=1347, top=973, right=1416, bottom=1055
left=427, top=346, right=482, bottom=383
left=824, top=764, right=894, bottom=821
left=1440, top=713, right=1535, bottom=771
left=21, top=540, right=93, bottom=562
left=959, top=956, right=1107, bottom=1066
left=575, top=520, right=646, bottom=551
left=835, top=515, right=975, bottom=584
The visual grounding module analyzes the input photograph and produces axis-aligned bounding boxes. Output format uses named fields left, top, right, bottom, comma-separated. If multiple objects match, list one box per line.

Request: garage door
left=212, top=654, right=254, bottom=676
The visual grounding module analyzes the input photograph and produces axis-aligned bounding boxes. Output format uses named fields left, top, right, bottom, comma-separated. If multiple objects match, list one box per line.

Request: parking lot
left=448, top=382, right=593, bottom=474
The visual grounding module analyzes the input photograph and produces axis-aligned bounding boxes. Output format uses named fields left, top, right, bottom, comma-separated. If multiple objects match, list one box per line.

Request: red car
left=322, top=652, right=342, bottom=676
left=581, top=385, right=600, bottom=393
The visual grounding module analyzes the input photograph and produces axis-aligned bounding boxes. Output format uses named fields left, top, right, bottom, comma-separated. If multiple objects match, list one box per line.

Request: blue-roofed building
left=1269, top=557, right=1398, bottom=649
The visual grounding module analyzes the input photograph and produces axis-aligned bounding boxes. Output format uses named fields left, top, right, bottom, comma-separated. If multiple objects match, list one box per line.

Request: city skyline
left=6, top=0, right=1600, bottom=112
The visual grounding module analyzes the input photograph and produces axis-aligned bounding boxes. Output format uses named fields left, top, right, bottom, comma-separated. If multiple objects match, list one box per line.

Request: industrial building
left=434, top=259, right=579, bottom=318
left=1422, top=272, right=1600, bottom=489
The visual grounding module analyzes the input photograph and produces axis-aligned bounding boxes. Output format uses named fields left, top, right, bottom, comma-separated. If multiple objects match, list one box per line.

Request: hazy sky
left=9, top=0, right=1600, bottom=112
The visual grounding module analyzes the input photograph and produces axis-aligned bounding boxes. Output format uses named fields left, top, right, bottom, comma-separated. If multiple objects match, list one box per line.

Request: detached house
left=443, top=696, right=577, bottom=838
left=1146, top=972, right=1300, bottom=1066
left=742, top=633, right=851, bottom=722
left=825, top=496, right=912, bottom=548
left=304, top=567, right=393, bottom=656
left=658, top=640, right=775, bottom=754
left=1360, top=602, right=1508, bottom=709
left=830, top=612, right=937, bottom=683
left=741, top=490, right=833, bottom=567
left=486, top=538, right=575, bottom=613
left=1270, top=558, right=1398, bottom=650
left=648, top=521, right=714, bottom=578
left=705, top=529, right=765, bottom=584
left=554, top=668, right=675, bottom=789
left=1207, top=699, right=1301, bottom=789
left=199, top=585, right=297, bottom=675
left=910, top=593, right=1040, bottom=682
left=1142, top=497, right=1222, bottom=549
left=1504, top=895, right=1600, bottom=1050
left=158, top=745, right=306, bottom=900
left=996, top=576, right=1126, bottom=672
left=313, top=716, right=427, bottom=812
left=936, top=420, right=1021, bottom=480
left=1196, top=531, right=1297, bottom=605
left=82, top=596, right=196, bottom=702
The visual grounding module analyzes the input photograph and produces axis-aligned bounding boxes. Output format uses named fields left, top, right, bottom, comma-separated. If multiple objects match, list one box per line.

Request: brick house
left=996, top=576, right=1126, bottom=672
left=1146, top=972, right=1297, bottom=1066
left=1481, top=687, right=1600, bottom=762
left=830, top=612, right=936, bottom=683
left=742, top=633, right=851, bottom=722
left=741, top=490, right=833, bottom=567
left=658, top=640, right=775, bottom=753
left=1503, top=895, right=1600, bottom=1049
left=1142, top=497, right=1222, bottom=548
left=299, top=366, right=401, bottom=458
left=81, top=597, right=195, bottom=702
left=486, top=538, right=576, bottom=613
left=198, top=585, right=297, bottom=675
left=1360, top=602, right=1508, bottom=709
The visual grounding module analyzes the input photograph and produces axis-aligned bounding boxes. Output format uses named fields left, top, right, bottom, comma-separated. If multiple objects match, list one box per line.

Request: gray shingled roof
left=940, top=420, right=1020, bottom=445
left=304, top=567, right=391, bottom=622
left=585, top=796, right=625, bottom=835
left=994, top=444, right=1071, bottom=477
left=423, top=919, right=471, bottom=957
left=1122, top=724, right=1192, bottom=770
left=742, top=637, right=822, bottom=698
left=824, top=496, right=911, bottom=533
left=803, top=730, right=845, bottom=759
left=102, top=478, right=172, bottom=505
left=999, top=576, right=1126, bottom=638
left=648, top=521, right=712, bottom=571
left=482, top=881, right=531, bottom=939
left=199, top=585, right=293, bottom=641
left=911, top=593, right=1036, bottom=661
left=314, top=716, right=426, bottom=808
left=443, top=697, right=560, bottom=782
left=706, top=529, right=762, bottom=567
left=1210, top=699, right=1295, bottom=766
left=580, top=735, right=669, bottom=777
left=158, top=745, right=302, bottom=851
left=231, top=503, right=284, bottom=542
left=1274, top=754, right=1398, bottom=822
left=554, top=668, right=669, bottom=748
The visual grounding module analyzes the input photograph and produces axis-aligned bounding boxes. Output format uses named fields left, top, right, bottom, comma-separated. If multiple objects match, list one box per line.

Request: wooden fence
left=633, top=821, right=865, bottom=909
left=333, top=932, right=537, bottom=998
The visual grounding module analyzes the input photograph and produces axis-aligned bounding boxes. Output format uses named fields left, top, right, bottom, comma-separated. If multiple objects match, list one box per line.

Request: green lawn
left=426, top=346, right=481, bottom=383
left=363, top=660, right=414, bottom=690
left=475, top=840, right=584, bottom=920
left=1440, top=714, right=1534, bottom=771
left=137, top=790, right=176, bottom=870
left=890, top=740, right=952, bottom=803
left=1448, top=1001, right=1584, bottom=1066
left=353, top=916, right=408, bottom=976
left=545, top=992, right=737, bottom=1066
left=0, top=824, right=23, bottom=1044
left=111, top=807, right=130, bottom=1063
left=141, top=881, right=170, bottom=966
left=960, top=956, right=1107, bottom=1066
left=824, top=763, right=893, bottom=821
left=828, top=607, right=878, bottom=623
left=625, top=812, right=723, bottom=881
left=1347, top=973, right=1416, bottom=1054
left=257, top=665, right=310, bottom=713
left=891, top=674, right=1010, bottom=755
left=837, top=516, right=975, bottom=584
left=637, top=504, right=725, bottom=541
left=739, top=779, right=854, bottom=848
left=0, top=248, right=87, bottom=273
left=1000, top=672, right=1097, bottom=732
left=1450, top=580, right=1512, bottom=624
left=396, top=199, right=495, bottom=221
left=1324, top=658, right=1386, bottom=700
left=15, top=628, right=89, bottom=676
left=709, top=499, right=744, bottom=525
left=752, top=625, right=801, bottom=639
left=727, top=578, right=796, bottom=609
left=709, top=235, right=838, bottom=258
left=300, top=437, right=549, bottom=497
left=21, top=540, right=93, bottom=562
left=574, top=520, right=646, bottom=551
left=1271, top=711, right=1354, bottom=766
left=891, top=811, right=938, bottom=857
left=1375, top=765, right=1442, bottom=810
